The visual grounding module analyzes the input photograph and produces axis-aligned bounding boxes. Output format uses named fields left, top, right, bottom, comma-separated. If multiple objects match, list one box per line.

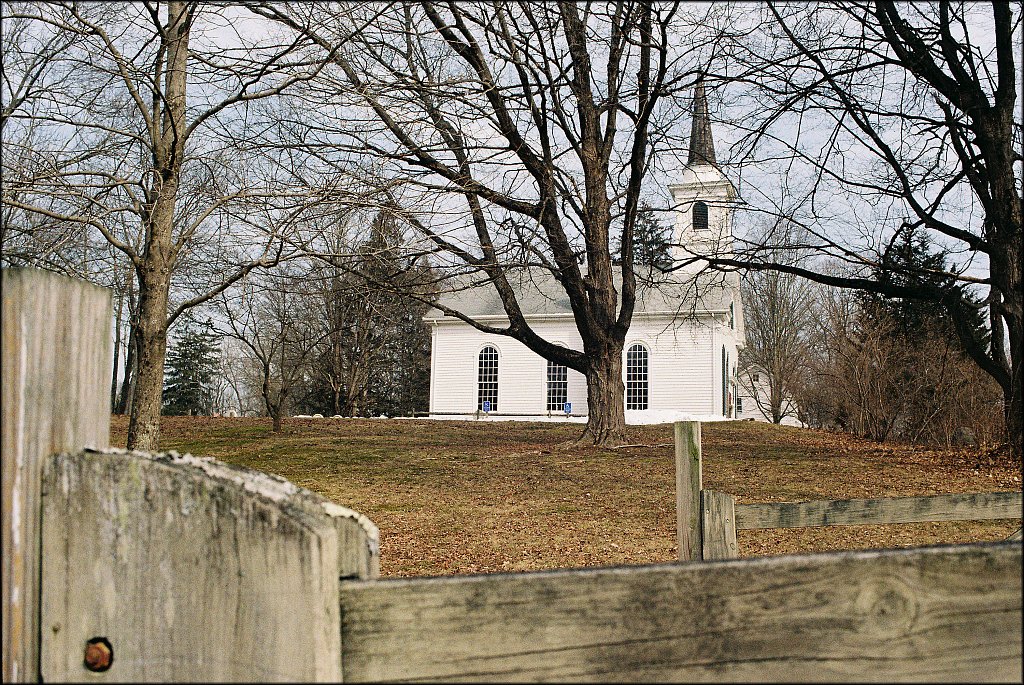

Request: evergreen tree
left=162, top=317, right=221, bottom=416
left=613, top=201, right=674, bottom=269
left=858, top=228, right=988, bottom=348
left=307, top=211, right=436, bottom=417
left=841, top=228, right=993, bottom=443
left=360, top=212, right=435, bottom=416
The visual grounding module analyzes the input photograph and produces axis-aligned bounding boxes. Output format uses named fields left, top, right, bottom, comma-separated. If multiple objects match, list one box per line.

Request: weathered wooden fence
left=2, top=269, right=112, bottom=682
left=672, top=421, right=1024, bottom=562
left=3, top=269, right=1022, bottom=682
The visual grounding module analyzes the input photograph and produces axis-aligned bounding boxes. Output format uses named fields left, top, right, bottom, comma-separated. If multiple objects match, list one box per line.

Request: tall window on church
left=721, top=346, right=728, bottom=416
left=693, top=201, right=709, bottom=232
left=546, top=361, right=568, bottom=411
left=625, top=343, right=649, bottom=410
left=478, top=346, right=499, bottom=411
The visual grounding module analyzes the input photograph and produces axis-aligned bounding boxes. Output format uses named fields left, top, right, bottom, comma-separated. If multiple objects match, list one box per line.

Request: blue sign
left=563, top=402, right=572, bottom=414
left=482, top=401, right=491, bottom=413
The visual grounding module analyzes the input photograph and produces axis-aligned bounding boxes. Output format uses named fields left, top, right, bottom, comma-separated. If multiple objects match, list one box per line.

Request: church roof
left=424, top=267, right=739, bottom=321
left=687, top=76, right=717, bottom=167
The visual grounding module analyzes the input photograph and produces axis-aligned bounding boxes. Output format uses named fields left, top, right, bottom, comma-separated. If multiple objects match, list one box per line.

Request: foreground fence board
left=735, top=491, right=1023, bottom=530
left=339, top=542, right=1021, bottom=683
left=1, top=269, right=111, bottom=682
left=40, top=448, right=359, bottom=682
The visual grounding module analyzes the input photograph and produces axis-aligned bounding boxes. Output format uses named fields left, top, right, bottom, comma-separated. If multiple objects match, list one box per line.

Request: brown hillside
left=110, top=416, right=1021, bottom=577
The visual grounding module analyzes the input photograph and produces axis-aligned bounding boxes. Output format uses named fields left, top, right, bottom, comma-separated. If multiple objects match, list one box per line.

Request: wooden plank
left=339, top=542, right=1022, bottom=683
left=1, top=269, right=111, bottom=683
left=701, top=490, right=738, bottom=560
left=675, top=421, right=702, bottom=561
left=735, top=491, right=1023, bottom=530
left=40, top=448, right=354, bottom=682
left=323, top=501, right=381, bottom=580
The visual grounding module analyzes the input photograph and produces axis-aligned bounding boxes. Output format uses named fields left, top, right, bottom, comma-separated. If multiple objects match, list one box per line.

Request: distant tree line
left=214, top=210, right=435, bottom=428
left=742, top=228, right=1003, bottom=449
left=3, top=2, right=1018, bottom=453
left=155, top=209, right=434, bottom=426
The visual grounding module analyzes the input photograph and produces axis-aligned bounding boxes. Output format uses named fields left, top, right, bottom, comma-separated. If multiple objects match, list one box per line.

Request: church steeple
left=668, top=74, right=737, bottom=270
left=687, top=76, right=716, bottom=166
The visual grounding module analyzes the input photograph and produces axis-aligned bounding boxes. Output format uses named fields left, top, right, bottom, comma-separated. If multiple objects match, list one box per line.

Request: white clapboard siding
left=430, top=318, right=589, bottom=415
left=429, top=315, right=734, bottom=419
left=632, top=316, right=716, bottom=416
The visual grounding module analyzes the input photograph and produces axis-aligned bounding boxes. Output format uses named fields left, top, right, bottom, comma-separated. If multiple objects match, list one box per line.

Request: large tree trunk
left=579, top=341, right=628, bottom=445
left=1004, top=283, right=1022, bottom=461
left=110, top=290, right=123, bottom=411
left=332, top=383, right=342, bottom=417
left=1006, top=375, right=1021, bottom=461
left=124, top=0, right=190, bottom=451
left=127, top=260, right=172, bottom=450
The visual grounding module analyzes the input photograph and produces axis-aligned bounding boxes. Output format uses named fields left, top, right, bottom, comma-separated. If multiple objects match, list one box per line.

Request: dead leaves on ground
left=111, top=416, right=1021, bottom=577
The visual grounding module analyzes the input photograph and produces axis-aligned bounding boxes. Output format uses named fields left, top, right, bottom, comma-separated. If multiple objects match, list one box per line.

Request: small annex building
left=424, top=81, right=745, bottom=424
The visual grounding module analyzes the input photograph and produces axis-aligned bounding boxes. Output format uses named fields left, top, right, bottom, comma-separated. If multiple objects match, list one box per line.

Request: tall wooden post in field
left=675, top=421, right=703, bottom=561
left=1, top=269, right=111, bottom=682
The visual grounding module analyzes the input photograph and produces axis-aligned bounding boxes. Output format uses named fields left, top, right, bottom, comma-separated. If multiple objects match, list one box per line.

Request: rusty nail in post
left=84, top=637, right=113, bottom=672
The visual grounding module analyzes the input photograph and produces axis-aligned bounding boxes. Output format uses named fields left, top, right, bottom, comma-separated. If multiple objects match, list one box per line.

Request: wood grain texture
left=339, top=542, right=1022, bottom=683
left=323, top=501, right=380, bottom=580
left=735, top=491, right=1023, bottom=530
left=675, top=421, right=702, bottom=561
left=40, top=448, right=349, bottom=682
left=2, top=269, right=111, bottom=683
left=701, top=490, right=738, bottom=560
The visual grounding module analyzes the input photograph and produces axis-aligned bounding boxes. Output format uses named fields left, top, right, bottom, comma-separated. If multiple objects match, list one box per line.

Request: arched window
left=478, top=346, right=499, bottom=411
left=692, top=201, right=709, bottom=232
left=546, top=360, right=568, bottom=411
left=625, top=343, right=649, bottom=410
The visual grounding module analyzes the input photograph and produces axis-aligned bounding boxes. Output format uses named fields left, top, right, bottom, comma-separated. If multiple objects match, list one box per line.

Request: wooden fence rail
left=338, top=542, right=1021, bottom=683
left=673, top=421, right=1023, bottom=564
left=735, top=491, right=1023, bottom=530
left=3, top=270, right=1022, bottom=682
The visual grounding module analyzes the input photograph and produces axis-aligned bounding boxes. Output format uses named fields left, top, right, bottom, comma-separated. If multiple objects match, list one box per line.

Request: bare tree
left=216, top=339, right=265, bottom=416
left=738, top=225, right=817, bottom=424
left=804, top=285, right=1005, bottom=447
left=250, top=1, right=725, bottom=444
left=1, top=2, right=335, bottom=449
left=704, top=1, right=1022, bottom=456
left=219, top=270, right=324, bottom=431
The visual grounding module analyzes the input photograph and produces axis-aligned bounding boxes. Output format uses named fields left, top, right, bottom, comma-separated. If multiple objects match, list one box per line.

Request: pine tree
left=859, top=228, right=988, bottom=348
left=308, top=211, right=436, bottom=417
left=613, top=201, right=673, bottom=269
left=162, top=317, right=221, bottom=416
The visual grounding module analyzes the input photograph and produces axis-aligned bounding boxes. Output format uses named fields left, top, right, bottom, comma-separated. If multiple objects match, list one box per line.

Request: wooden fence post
left=675, top=421, right=702, bottom=561
left=2, top=269, right=111, bottom=683
left=41, top=448, right=373, bottom=682
left=701, top=490, right=739, bottom=560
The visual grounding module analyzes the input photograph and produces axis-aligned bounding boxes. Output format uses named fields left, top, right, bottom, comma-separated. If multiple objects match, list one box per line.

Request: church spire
left=687, top=75, right=717, bottom=166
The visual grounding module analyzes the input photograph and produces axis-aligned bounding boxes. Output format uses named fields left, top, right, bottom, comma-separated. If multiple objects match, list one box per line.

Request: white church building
left=424, top=82, right=745, bottom=424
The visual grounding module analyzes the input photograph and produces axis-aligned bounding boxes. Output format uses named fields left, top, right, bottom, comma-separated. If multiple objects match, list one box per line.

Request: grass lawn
left=111, top=416, right=1021, bottom=577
